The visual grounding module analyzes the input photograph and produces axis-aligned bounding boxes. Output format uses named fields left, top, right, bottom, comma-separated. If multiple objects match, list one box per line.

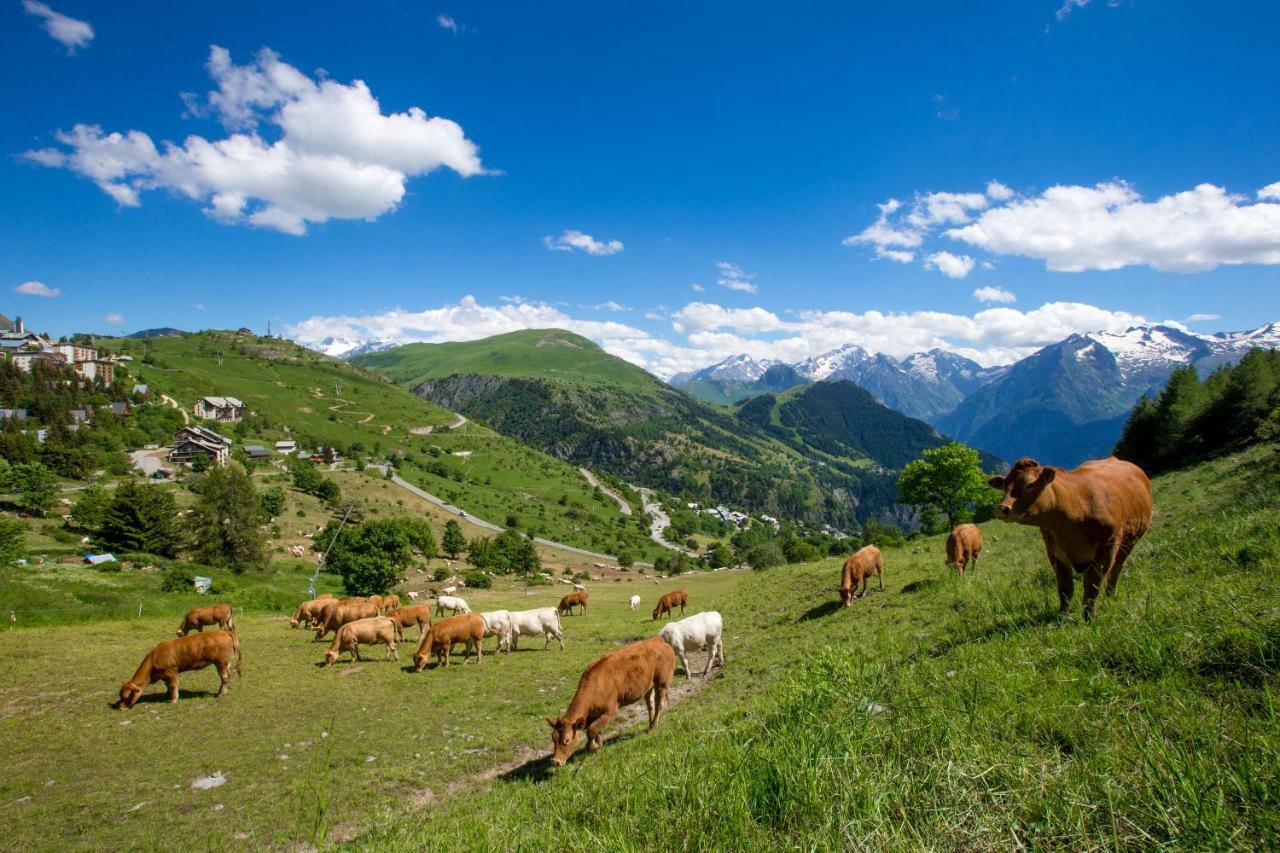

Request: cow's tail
left=393, top=619, right=404, bottom=643
left=233, top=633, right=243, bottom=677
left=227, top=608, right=236, bottom=632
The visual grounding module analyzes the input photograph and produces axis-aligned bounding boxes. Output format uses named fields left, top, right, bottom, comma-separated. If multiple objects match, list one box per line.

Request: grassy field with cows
left=1, top=447, right=1278, bottom=849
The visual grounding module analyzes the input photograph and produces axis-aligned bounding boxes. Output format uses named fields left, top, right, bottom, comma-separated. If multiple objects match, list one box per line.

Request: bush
left=747, top=541, right=784, bottom=570
left=433, top=567, right=450, bottom=582
left=463, top=571, right=492, bottom=589
left=160, top=565, right=193, bottom=593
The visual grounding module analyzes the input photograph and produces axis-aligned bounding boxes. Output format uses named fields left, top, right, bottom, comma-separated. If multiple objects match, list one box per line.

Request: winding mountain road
left=632, top=486, right=699, bottom=556
left=578, top=468, right=632, bottom=516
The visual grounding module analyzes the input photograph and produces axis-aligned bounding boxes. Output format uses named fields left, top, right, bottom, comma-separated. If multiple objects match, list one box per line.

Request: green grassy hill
left=1, top=444, right=1275, bottom=848
left=355, top=330, right=973, bottom=528
left=102, top=332, right=659, bottom=560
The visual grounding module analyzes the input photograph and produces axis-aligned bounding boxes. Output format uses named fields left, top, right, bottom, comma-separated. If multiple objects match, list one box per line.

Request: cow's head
left=988, top=458, right=1056, bottom=524
left=412, top=650, right=429, bottom=672
left=118, top=681, right=143, bottom=709
left=546, top=716, right=583, bottom=766
left=837, top=585, right=853, bottom=607
left=323, top=649, right=339, bottom=667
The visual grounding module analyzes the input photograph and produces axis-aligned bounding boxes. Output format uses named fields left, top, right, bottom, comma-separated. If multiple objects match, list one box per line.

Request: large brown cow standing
left=837, top=545, right=883, bottom=606
left=988, top=456, right=1152, bottom=619
left=118, top=631, right=242, bottom=708
left=945, top=524, right=983, bottom=576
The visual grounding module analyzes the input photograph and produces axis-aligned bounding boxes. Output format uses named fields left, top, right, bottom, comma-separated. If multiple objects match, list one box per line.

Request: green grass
left=353, top=329, right=662, bottom=393
left=3, top=445, right=1277, bottom=850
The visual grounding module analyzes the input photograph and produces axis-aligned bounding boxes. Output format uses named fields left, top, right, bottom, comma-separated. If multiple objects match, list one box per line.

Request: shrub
left=433, top=567, right=450, bottom=582
left=463, top=571, right=492, bottom=589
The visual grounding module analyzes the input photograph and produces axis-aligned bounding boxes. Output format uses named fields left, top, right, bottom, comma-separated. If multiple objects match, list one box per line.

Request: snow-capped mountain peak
left=690, top=353, right=778, bottom=383
left=795, top=342, right=870, bottom=380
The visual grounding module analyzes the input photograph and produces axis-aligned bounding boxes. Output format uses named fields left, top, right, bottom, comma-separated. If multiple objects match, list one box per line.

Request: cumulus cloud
left=104, top=313, right=125, bottom=325
left=284, top=292, right=1171, bottom=379
left=14, top=280, right=61, bottom=298
left=716, top=261, right=758, bottom=293
left=848, top=178, right=1280, bottom=275
left=24, top=46, right=487, bottom=235
left=973, top=286, right=1016, bottom=304
left=543, top=229, right=624, bottom=256
left=23, top=1, right=93, bottom=53
left=923, top=251, right=976, bottom=279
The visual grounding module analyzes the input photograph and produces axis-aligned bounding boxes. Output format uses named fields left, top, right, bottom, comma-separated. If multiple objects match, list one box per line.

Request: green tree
left=98, top=481, right=182, bottom=556
left=707, top=542, right=733, bottom=568
left=0, top=516, right=24, bottom=565
left=897, top=442, right=997, bottom=531
left=190, top=464, right=267, bottom=572
left=393, top=517, right=437, bottom=557
left=467, top=536, right=496, bottom=570
left=69, top=482, right=111, bottom=530
left=746, top=542, right=783, bottom=570
left=4, top=462, right=59, bottom=516
left=615, top=548, right=636, bottom=569
left=259, top=485, right=286, bottom=518
left=441, top=519, right=467, bottom=559
left=325, top=518, right=417, bottom=595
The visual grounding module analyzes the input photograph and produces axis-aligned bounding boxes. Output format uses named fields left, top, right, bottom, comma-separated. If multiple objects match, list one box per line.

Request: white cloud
left=543, top=229, right=624, bottom=256
left=1258, top=182, right=1280, bottom=201
left=23, top=1, right=93, bottom=53
left=880, top=250, right=915, bottom=263
left=986, top=181, right=1014, bottom=201
left=716, top=261, right=758, bottom=293
left=948, top=180, right=1280, bottom=272
left=24, top=46, right=487, bottom=235
left=193, top=303, right=206, bottom=310
left=104, top=313, right=125, bottom=325
left=923, top=251, right=976, bottom=279
left=437, top=14, right=459, bottom=33
left=932, top=94, right=958, bottom=122
left=973, top=286, right=1016, bottom=304
left=1056, top=0, right=1090, bottom=21
left=671, top=303, right=789, bottom=335
left=1185, top=313, right=1221, bottom=323
left=691, top=283, right=705, bottom=293
left=590, top=301, right=631, bottom=312
left=14, top=280, right=61, bottom=298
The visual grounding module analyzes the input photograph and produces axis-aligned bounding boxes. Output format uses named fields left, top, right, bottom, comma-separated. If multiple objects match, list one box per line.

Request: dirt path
left=579, top=468, right=632, bottom=516
left=403, top=664, right=719, bottom=807
left=159, top=394, right=188, bottom=425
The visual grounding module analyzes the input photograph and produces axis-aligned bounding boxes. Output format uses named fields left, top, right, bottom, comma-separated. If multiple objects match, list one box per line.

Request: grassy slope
left=3, top=446, right=1275, bottom=849
left=358, top=445, right=1280, bottom=849
left=103, top=332, right=658, bottom=560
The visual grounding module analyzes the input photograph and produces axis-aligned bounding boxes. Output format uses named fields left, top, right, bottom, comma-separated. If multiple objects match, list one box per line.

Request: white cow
left=629, top=594, right=641, bottom=610
left=435, top=595, right=470, bottom=616
left=440, top=585, right=458, bottom=596
left=479, top=610, right=512, bottom=653
left=572, top=582, right=586, bottom=591
left=502, top=607, right=565, bottom=651
left=658, top=611, right=725, bottom=680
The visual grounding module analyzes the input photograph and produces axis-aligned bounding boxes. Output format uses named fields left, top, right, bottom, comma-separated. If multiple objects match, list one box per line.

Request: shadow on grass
left=111, top=688, right=222, bottom=709
left=497, top=754, right=556, bottom=784
left=900, top=578, right=937, bottom=594
left=797, top=600, right=843, bottom=622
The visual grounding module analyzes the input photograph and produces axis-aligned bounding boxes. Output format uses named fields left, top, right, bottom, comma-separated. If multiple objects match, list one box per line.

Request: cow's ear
left=987, top=475, right=1005, bottom=489
left=1036, top=467, right=1057, bottom=486
left=546, top=717, right=558, bottom=728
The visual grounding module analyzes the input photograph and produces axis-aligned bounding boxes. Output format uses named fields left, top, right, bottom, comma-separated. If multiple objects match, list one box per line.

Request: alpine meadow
left=4, top=2, right=1280, bottom=851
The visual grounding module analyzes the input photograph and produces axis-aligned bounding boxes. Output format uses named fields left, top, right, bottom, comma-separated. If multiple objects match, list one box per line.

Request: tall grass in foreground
left=356, top=453, right=1280, bottom=850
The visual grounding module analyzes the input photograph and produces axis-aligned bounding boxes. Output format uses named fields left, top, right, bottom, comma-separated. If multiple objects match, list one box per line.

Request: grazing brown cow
left=176, top=603, right=234, bottom=637
left=380, top=594, right=401, bottom=614
left=651, top=589, right=688, bottom=621
left=989, top=456, right=1152, bottom=619
left=118, top=631, right=242, bottom=709
left=837, top=545, right=883, bottom=606
left=945, top=524, right=983, bottom=576
left=324, top=617, right=399, bottom=666
left=368, top=594, right=384, bottom=612
left=289, top=598, right=333, bottom=629
left=558, top=591, right=589, bottom=616
left=314, top=602, right=381, bottom=641
left=412, top=613, right=486, bottom=671
left=387, top=604, right=433, bottom=639
left=547, top=637, right=675, bottom=766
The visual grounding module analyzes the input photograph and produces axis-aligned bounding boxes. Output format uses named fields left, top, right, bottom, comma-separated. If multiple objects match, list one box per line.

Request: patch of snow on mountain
left=796, top=343, right=870, bottom=380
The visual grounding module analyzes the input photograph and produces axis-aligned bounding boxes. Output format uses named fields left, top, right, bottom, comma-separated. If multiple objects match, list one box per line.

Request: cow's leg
left=476, top=638, right=483, bottom=665
left=353, top=643, right=363, bottom=662
left=587, top=711, right=613, bottom=752
left=1081, top=562, right=1105, bottom=620
left=1105, top=540, right=1135, bottom=596
left=877, top=568, right=885, bottom=592
left=216, top=663, right=230, bottom=697
left=387, top=640, right=398, bottom=661
left=644, top=688, right=655, bottom=721
left=165, top=675, right=179, bottom=704
left=678, top=651, right=691, bottom=680
left=701, top=647, right=714, bottom=678
left=650, top=684, right=667, bottom=730
left=1052, top=560, right=1075, bottom=613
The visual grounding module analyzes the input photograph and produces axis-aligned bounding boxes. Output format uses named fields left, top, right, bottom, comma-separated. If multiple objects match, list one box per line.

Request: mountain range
left=670, top=322, right=1280, bottom=466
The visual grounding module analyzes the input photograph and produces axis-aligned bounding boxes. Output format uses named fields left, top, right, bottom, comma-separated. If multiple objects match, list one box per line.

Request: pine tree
left=441, top=519, right=466, bottom=559
left=191, top=464, right=267, bottom=572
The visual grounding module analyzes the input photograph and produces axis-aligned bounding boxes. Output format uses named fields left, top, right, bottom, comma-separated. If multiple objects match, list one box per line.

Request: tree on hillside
left=259, top=485, right=286, bottom=518
left=393, top=517, right=437, bottom=558
left=70, top=482, right=111, bottom=530
left=323, top=518, right=416, bottom=595
left=98, top=481, right=182, bottom=556
left=897, top=442, right=997, bottom=533
left=190, top=464, right=267, bottom=572
left=3, top=461, right=59, bottom=516
left=441, top=519, right=467, bottom=559
left=0, top=516, right=24, bottom=565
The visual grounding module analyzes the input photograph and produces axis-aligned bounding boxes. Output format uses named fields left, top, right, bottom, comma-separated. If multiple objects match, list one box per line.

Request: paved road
left=578, top=468, right=632, bottom=516
left=378, top=466, right=620, bottom=563
left=632, top=486, right=699, bottom=556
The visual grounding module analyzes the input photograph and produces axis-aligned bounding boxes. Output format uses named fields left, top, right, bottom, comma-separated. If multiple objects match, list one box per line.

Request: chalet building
left=0, top=408, right=28, bottom=421
left=54, top=342, right=97, bottom=363
left=169, top=425, right=232, bottom=466
left=9, top=349, right=66, bottom=373
left=74, top=359, right=114, bottom=384
left=193, top=396, right=246, bottom=422
left=274, top=439, right=297, bottom=454
left=243, top=444, right=271, bottom=459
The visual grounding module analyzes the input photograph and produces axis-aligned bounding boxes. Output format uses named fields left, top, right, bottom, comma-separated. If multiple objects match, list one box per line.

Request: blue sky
left=3, top=0, right=1279, bottom=375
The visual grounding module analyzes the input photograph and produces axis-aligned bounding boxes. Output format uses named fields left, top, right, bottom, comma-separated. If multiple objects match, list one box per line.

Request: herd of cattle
left=115, top=455, right=1153, bottom=764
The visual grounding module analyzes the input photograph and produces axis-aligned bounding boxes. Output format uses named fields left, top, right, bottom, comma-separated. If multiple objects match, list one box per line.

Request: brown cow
left=837, top=545, right=883, bottom=606
left=558, top=591, right=588, bottom=617
left=651, top=589, right=687, bottom=620
left=118, top=630, right=242, bottom=708
left=387, top=604, right=433, bottom=639
left=368, top=594, right=384, bottom=612
left=176, top=603, right=234, bottom=637
left=314, top=602, right=381, bottom=641
left=412, top=613, right=486, bottom=671
left=324, top=617, right=399, bottom=666
left=547, top=637, right=675, bottom=766
left=945, top=524, right=983, bottom=576
left=989, top=456, right=1152, bottom=618
left=380, top=593, right=401, bottom=613
left=290, top=597, right=335, bottom=628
